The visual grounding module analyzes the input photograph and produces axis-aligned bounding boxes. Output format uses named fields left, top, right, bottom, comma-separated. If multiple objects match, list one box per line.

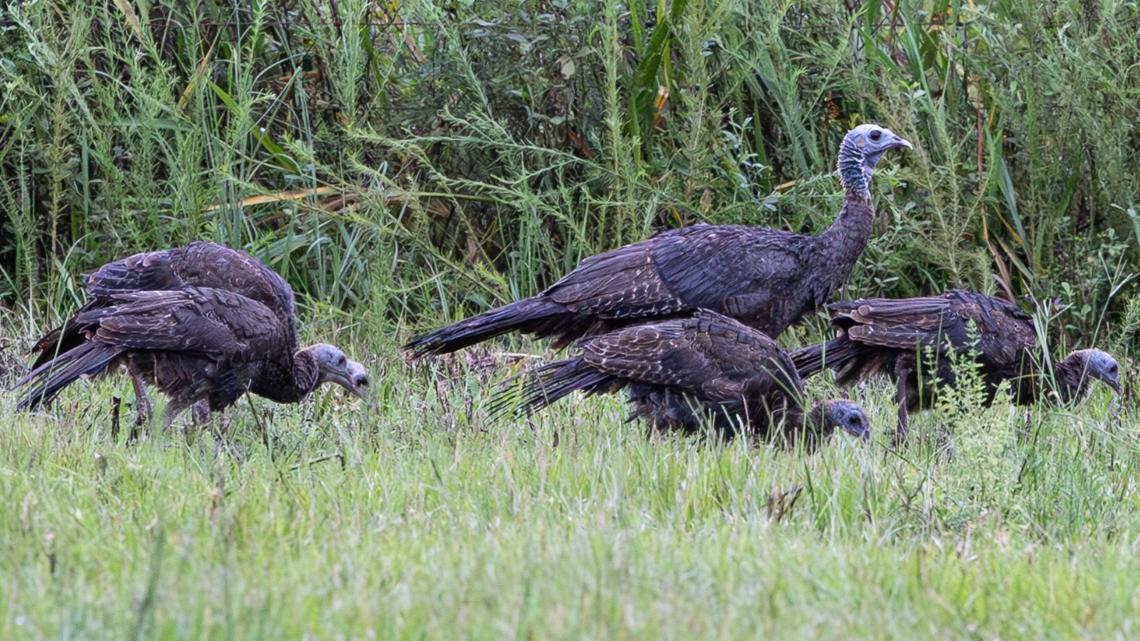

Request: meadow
left=2, top=0, right=1140, bottom=638
left=0, top=339, right=1135, bottom=639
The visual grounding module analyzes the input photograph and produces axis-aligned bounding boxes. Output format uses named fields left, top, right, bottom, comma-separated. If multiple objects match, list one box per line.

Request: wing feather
left=75, top=288, right=282, bottom=357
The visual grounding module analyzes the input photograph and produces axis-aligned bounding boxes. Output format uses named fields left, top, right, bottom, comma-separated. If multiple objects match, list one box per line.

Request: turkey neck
left=788, top=403, right=829, bottom=449
left=253, top=349, right=319, bottom=403
left=1051, top=354, right=1094, bottom=403
left=803, top=403, right=829, bottom=435
left=815, top=190, right=875, bottom=289
left=815, top=133, right=878, bottom=284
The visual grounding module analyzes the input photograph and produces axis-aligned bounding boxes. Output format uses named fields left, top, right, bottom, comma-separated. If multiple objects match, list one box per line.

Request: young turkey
left=792, top=290, right=1121, bottom=444
left=491, top=310, right=871, bottom=448
left=23, top=239, right=369, bottom=424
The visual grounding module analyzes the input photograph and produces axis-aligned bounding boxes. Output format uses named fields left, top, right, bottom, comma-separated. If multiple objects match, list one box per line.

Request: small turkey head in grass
left=811, top=399, right=872, bottom=441
left=309, top=344, right=371, bottom=399
left=1065, top=348, right=1121, bottom=397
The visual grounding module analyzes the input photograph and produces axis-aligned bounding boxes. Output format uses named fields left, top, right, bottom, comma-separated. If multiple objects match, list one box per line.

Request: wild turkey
left=24, top=241, right=346, bottom=424
left=491, top=310, right=871, bottom=447
left=791, top=290, right=1121, bottom=444
left=406, top=124, right=912, bottom=357
left=31, top=241, right=295, bottom=364
left=16, top=287, right=368, bottom=426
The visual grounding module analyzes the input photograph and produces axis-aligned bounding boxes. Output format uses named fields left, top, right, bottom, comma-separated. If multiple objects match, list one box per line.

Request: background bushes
left=0, top=0, right=1136, bottom=353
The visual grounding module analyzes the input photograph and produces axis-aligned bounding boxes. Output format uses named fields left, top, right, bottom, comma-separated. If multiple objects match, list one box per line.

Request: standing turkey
left=405, top=124, right=912, bottom=357
left=491, top=310, right=871, bottom=447
left=791, top=290, right=1121, bottom=444
left=25, top=241, right=367, bottom=424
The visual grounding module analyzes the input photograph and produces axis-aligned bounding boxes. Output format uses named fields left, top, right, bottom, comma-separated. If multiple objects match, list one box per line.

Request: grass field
left=1, top=329, right=1137, bottom=640
left=3, top=0, right=1140, bottom=638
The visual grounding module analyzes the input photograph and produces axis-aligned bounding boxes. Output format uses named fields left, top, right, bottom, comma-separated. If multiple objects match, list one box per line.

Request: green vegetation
left=0, top=365, right=1134, bottom=640
left=2, top=0, right=1137, bottom=342
left=1, top=0, right=1139, bottom=638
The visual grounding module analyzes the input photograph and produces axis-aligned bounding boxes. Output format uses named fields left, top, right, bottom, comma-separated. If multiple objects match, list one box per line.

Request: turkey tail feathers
left=15, top=342, right=123, bottom=410
left=487, top=357, right=613, bottom=421
left=404, top=297, right=566, bottom=358
left=791, top=336, right=862, bottom=379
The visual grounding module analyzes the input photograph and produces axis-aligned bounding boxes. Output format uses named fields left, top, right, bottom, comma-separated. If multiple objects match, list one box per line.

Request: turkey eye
left=848, top=416, right=860, bottom=425
left=869, top=130, right=882, bottom=141
left=338, top=356, right=346, bottom=366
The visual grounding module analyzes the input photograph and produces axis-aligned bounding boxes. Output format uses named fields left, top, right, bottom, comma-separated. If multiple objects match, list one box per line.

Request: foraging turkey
left=406, top=124, right=912, bottom=357
left=17, top=248, right=368, bottom=426
left=17, top=239, right=367, bottom=424
left=491, top=310, right=871, bottom=447
left=791, top=290, right=1121, bottom=444
left=23, top=241, right=366, bottom=425
left=30, top=240, right=296, bottom=369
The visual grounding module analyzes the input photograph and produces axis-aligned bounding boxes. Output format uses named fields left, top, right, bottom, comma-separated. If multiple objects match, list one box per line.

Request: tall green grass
left=0, top=339, right=1135, bottom=639
left=1, top=0, right=1136, bottom=353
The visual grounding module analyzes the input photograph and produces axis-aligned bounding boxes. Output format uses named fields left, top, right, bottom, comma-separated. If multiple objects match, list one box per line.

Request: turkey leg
left=131, top=374, right=152, bottom=426
left=892, top=356, right=914, bottom=447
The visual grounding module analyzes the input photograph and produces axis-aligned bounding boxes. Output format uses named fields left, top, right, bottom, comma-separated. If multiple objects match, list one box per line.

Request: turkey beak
left=845, top=420, right=871, bottom=441
left=346, top=360, right=370, bottom=399
left=888, top=134, right=913, bottom=151
left=343, top=360, right=381, bottom=412
left=864, top=132, right=912, bottom=168
left=1105, top=374, right=1121, bottom=394
left=840, top=414, right=871, bottom=441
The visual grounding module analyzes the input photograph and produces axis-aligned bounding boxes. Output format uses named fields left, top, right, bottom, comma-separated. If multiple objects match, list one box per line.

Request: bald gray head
left=1073, top=348, right=1121, bottom=394
left=309, top=343, right=370, bottom=398
left=812, top=398, right=871, bottom=440
left=837, top=124, right=913, bottom=197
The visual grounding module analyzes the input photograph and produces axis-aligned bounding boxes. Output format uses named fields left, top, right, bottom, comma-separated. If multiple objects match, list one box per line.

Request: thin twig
left=289, top=451, right=345, bottom=472
left=245, top=395, right=272, bottom=456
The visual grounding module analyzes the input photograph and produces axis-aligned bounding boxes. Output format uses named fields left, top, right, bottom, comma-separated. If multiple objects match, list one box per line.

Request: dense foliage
left=1, top=0, right=1138, bottom=351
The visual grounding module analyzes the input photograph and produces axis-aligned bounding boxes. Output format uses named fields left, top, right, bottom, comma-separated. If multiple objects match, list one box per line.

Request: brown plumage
left=491, top=310, right=871, bottom=447
left=17, top=244, right=369, bottom=426
left=405, top=124, right=912, bottom=357
left=31, top=241, right=297, bottom=370
left=792, top=290, right=1121, bottom=443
